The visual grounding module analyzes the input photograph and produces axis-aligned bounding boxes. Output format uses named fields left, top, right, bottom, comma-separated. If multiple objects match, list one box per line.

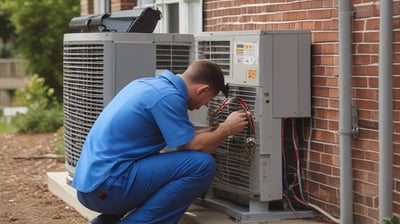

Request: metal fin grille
left=208, top=85, right=258, bottom=194
left=63, top=43, right=105, bottom=173
left=197, top=40, right=230, bottom=76
left=156, top=44, right=191, bottom=74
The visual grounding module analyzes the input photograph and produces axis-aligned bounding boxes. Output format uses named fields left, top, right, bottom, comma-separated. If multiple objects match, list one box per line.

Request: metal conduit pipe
left=338, top=0, right=353, bottom=223
left=378, top=0, right=393, bottom=223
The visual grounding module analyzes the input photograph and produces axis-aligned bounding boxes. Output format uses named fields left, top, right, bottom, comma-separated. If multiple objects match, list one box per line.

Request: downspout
left=378, top=0, right=393, bottom=223
left=338, top=0, right=353, bottom=223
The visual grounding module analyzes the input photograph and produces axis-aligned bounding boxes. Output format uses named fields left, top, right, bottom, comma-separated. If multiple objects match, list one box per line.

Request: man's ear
left=195, top=85, right=209, bottom=96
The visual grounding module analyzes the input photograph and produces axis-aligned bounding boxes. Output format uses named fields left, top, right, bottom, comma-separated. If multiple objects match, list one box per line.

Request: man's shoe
left=90, top=214, right=123, bottom=224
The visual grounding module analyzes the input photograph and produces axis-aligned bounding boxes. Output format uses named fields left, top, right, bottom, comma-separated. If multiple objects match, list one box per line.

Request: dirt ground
left=0, top=133, right=88, bottom=224
left=0, top=133, right=332, bottom=224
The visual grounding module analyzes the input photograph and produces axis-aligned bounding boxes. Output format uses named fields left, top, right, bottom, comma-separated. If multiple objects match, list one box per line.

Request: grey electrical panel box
left=268, top=32, right=311, bottom=118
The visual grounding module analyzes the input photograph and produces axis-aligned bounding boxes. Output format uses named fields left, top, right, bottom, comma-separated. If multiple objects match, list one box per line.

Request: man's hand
left=220, top=111, right=250, bottom=135
left=177, top=111, right=251, bottom=152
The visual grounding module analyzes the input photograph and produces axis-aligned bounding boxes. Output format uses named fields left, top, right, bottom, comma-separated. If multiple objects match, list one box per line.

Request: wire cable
left=209, top=96, right=256, bottom=163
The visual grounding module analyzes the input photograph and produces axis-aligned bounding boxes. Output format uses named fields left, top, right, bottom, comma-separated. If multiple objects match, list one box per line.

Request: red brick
left=312, top=31, right=339, bottom=43
left=353, top=65, right=378, bottom=76
left=354, top=99, right=378, bottom=110
left=303, top=20, right=322, bottom=30
left=353, top=20, right=365, bottom=31
left=307, top=9, right=334, bottom=19
left=354, top=4, right=380, bottom=19
left=314, top=129, right=338, bottom=143
left=352, top=77, right=368, bottom=88
left=321, top=43, right=339, bottom=54
left=363, top=31, right=380, bottom=42
left=353, top=160, right=378, bottom=172
left=353, top=55, right=373, bottom=65
left=365, top=18, right=380, bottom=30
left=356, top=43, right=379, bottom=54
left=354, top=191, right=375, bottom=207
left=354, top=88, right=378, bottom=100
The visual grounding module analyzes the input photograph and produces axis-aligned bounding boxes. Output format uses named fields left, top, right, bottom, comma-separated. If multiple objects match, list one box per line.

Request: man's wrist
left=218, top=122, right=232, bottom=136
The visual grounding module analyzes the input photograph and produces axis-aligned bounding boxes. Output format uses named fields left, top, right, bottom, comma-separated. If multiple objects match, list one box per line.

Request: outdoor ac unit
left=193, top=30, right=313, bottom=221
left=63, top=32, right=193, bottom=182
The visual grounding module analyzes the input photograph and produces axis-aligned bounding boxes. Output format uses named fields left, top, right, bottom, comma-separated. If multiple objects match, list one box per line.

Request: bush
left=11, top=74, right=63, bottom=133
left=384, top=216, right=399, bottom=224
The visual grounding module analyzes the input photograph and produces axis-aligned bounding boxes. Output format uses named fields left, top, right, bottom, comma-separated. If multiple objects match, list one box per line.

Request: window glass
left=186, top=0, right=202, bottom=33
left=167, top=3, right=179, bottom=33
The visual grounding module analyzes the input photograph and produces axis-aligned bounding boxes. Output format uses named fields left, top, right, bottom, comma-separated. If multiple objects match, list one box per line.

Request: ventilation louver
left=197, top=40, right=230, bottom=76
left=63, top=43, right=105, bottom=176
left=156, top=44, right=191, bottom=74
left=208, top=85, right=257, bottom=194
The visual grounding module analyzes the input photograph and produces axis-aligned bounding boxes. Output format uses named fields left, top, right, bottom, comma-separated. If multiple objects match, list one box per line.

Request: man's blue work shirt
left=72, top=70, right=195, bottom=193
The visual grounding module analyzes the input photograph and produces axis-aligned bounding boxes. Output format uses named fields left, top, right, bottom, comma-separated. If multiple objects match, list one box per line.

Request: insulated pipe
left=378, top=0, right=393, bottom=222
left=338, top=0, right=353, bottom=223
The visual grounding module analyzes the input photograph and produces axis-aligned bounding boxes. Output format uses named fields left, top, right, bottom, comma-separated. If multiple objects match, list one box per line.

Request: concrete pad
left=47, top=172, right=326, bottom=224
left=47, top=172, right=98, bottom=221
left=182, top=204, right=325, bottom=224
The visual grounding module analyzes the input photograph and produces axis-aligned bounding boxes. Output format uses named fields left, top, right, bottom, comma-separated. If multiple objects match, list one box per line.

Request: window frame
left=137, top=0, right=203, bottom=34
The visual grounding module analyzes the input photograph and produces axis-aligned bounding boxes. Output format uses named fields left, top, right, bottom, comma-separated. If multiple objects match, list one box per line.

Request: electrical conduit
left=378, top=0, right=393, bottom=223
left=338, top=0, right=353, bottom=223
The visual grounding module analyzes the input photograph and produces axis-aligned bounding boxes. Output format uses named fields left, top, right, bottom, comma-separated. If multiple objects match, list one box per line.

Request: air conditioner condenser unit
left=193, top=30, right=314, bottom=222
left=63, top=32, right=193, bottom=182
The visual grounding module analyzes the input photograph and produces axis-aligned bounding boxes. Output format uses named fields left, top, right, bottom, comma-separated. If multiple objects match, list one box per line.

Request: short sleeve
left=151, top=94, right=195, bottom=148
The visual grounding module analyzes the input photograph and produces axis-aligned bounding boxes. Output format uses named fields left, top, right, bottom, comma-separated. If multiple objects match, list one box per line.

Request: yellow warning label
left=247, top=70, right=256, bottom=79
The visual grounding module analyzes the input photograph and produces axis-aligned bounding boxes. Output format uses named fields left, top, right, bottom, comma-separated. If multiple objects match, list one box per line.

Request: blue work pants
left=77, top=150, right=216, bottom=224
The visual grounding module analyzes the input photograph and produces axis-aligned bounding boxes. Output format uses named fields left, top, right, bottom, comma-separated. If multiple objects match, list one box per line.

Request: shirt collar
left=160, top=70, right=188, bottom=98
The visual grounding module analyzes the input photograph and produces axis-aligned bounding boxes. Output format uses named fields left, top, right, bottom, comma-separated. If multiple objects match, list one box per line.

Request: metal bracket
left=352, top=106, right=359, bottom=139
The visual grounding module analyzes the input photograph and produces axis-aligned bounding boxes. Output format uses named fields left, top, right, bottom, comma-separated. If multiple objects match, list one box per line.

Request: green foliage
left=11, top=75, right=63, bottom=133
left=0, top=14, right=14, bottom=42
left=0, top=14, right=16, bottom=58
left=0, top=41, right=17, bottom=58
left=0, top=121, right=17, bottom=133
left=384, top=216, right=399, bottom=224
left=0, top=0, right=80, bottom=99
left=13, top=74, right=58, bottom=110
left=0, top=107, right=17, bottom=133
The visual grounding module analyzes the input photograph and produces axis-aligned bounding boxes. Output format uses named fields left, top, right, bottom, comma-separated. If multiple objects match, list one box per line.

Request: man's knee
left=188, top=151, right=216, bottom=181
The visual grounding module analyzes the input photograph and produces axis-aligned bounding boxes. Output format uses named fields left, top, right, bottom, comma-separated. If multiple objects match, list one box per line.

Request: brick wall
left=80, top=0, right=93, bottom=15
left=110, top=0, right=136, bottom=11
left=204, top=0, right=400, bottom=223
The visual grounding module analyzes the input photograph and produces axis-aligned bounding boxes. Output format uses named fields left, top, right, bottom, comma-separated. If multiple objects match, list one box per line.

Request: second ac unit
left=63, top=32, right=193, bottom=182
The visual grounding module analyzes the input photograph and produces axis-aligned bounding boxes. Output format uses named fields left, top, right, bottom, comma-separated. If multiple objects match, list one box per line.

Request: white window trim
left=137, top=0, right=202, bottom=34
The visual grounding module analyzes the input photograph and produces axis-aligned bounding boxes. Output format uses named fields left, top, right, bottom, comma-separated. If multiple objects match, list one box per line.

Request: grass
left=0, top=118, right=17, bottom=134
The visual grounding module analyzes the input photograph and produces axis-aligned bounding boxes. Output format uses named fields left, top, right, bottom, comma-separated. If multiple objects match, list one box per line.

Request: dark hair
left=184, top=60, right=229, bottom=97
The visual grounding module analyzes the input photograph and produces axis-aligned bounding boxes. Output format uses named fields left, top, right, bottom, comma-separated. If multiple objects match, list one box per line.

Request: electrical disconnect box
left=192, top=30, right=312, bottom=221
